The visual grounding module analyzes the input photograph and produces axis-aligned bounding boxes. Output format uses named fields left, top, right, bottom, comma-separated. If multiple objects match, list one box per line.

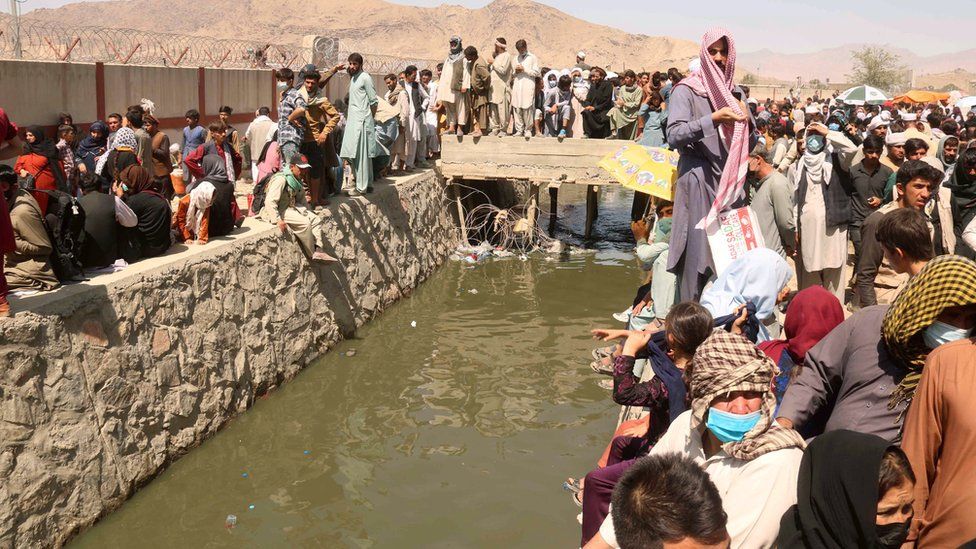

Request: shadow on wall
left=0, top=171, right=459, bottom=548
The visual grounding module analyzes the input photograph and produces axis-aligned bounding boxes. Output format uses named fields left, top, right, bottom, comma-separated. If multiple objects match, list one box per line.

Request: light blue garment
left=638, top=107, right=668, bottom=148
left=706, top=408, right=761, bottom=443
left=340, top=71, right=380, bottom=191
left=699, top=247, right=792, bottom=342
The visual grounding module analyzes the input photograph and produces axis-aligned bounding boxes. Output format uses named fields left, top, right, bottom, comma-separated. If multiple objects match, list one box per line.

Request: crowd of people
left=561, top=28, right=976, bottom=549
left=3, top=28, right=976, bottom=549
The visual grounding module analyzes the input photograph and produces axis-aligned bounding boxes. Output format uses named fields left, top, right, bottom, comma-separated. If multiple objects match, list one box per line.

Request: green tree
left=809, top=78, right=822, bottom=88
left=740, top=73, right=757, bottom=85
left=848, top=46, right=905, bottom=90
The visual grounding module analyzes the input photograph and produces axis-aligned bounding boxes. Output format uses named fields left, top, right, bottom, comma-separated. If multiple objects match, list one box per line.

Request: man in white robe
left=436, top=36, right=465, bottom=135
left=487, top=38, right=513, bottom=136
left=511, top=39, right=540, bottom=138
left=422, top=67, right=440, bottom=156
left=791, top=122, right=859, bottom=302
left=399, top=65, right=429, bottom=170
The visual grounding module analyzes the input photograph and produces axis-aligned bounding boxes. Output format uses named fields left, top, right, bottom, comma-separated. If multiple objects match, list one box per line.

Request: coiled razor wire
left=450, top=181, right=562, bottom=256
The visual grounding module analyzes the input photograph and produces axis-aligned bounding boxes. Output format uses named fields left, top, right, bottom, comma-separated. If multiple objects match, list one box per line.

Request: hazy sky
left=7, top=0, right=969, bottom=56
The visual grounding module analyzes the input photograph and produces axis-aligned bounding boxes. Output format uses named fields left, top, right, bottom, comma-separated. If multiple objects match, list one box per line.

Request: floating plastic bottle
left=225, top=514, right=238, bottom=528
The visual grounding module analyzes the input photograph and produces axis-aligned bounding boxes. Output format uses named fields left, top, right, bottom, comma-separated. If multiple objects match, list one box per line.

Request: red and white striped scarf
left=677, top=28, right=750, bottom=230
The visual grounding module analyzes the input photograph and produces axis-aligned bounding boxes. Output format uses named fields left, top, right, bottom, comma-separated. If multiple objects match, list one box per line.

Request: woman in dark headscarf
left=75, top=121, right=108, bottom=175
left=14, top=126, right=67, bottom=215
left=777, top=430, right=916, bottom=549
left=198, top=154, right=236, bottom=238
left=946, top=148, right=976, bottom=258
left=581, top=67, right=613, bottom=138
left=119, top=165, right=171, bottom=261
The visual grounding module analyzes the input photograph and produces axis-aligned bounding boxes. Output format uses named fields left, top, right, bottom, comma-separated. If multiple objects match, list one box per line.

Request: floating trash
left=225, top=514, right=237, bottom=528
left=410, top=321, right=417, bottom=328
left=303, top=450, right=311, bottom=455
left=345, top=349, right=357, bottom=357
left=248, top=504, right=255, bottom=510
left=241, top=472, right=248, bottom=478
left=468, top=289, right=479, bottom=295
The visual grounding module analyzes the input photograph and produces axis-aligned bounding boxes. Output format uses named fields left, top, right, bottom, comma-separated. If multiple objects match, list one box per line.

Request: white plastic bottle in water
left=225, top=514, right=237, bottom=528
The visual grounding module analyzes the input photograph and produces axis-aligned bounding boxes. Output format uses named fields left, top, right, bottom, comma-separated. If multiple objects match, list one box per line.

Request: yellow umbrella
left=598, top=144, right=678, bottom=201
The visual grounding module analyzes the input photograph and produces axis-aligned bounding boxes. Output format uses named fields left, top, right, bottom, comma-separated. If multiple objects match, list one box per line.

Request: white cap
left=902, top=112, right=918, bottom=121
left=577, top=51, right=586, bottom=59
left=920, top=155, right=944, bottom=174
left=805, top=105, right=820, bottom=114
left=886, top=132, right=907, bottom=146
left=867, top=115, right=888, bottom=131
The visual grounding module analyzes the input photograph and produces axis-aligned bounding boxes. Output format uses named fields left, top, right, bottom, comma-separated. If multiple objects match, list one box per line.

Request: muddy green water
left=73, top=187, right=641, bottom=548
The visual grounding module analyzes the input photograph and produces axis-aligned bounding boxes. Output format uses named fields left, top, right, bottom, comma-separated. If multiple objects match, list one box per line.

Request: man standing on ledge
left=666, top=28, right=755, bottom=300
left=340, top=53, right=379, bottom=195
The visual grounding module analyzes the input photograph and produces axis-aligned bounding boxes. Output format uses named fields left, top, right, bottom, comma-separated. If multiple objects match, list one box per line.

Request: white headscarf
left=186, top=181, right=216, bottom=237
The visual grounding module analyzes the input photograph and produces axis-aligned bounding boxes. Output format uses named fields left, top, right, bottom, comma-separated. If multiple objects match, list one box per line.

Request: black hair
left=876, top=208, right=935, bottom=262
left=420, top=69, right=432, bottom=78
left=208, top=121, right=228, bottom=134
left=184, top=109, right=200, bottom=121
left=463, top=45, right=478, bottom=58
left=654, top=199, right=673, bottom=215
left=347, top=52, right=364, bottom=65
left=664, top=302, right=713, bottom=357
left=623, top=69, right=637, bottom=80
left=58, top=124, right=75, bottom=138
left=895, top=159, right=942, bottom=187
left=904, top=137, right=929, bottom=156
left=436, top=62, right=444, bottom=71
left=219, top=105, right=233, bottom=114
left=107, top=112, right=122, bottom=122
left=0, top=164, right=16, bottom=186
left=404, top=65, right=418, bottom=77
left=941, top=119, right=959, bottom=137
left=496, top=37, right=506, bottom=45
left=878, top=446, right=915, bottom=499
left=515, top=39, right=527, bottom=50
left=304, top=70, right=321, bottom=81
left=257, top=106, right=270, bottom=116
left=862, top=134, right=885, bottom=152
left=926, top=112, right=943, bottom=129
left=557, top=74, right=571, bottom=90
left=611, top=454, right=728, bottom=549
left=125, top=110, right=143, bottom=128
left=276, top=68, right=294, bottom=81
left=79, top=171, right=101, bottom=194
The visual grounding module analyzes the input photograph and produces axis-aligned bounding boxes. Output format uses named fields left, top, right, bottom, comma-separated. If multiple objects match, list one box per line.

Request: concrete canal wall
left=0, top=170, right=462, bottom=547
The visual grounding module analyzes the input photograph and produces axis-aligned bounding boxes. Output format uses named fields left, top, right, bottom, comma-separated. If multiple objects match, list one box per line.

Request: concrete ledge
left=439, top=135, right=627, bottom=183
left=0, top=170, right=459, bottom=547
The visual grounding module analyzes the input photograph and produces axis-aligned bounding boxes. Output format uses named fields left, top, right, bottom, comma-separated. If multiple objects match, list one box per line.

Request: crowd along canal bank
left=0, top=170, right=506, bottom=547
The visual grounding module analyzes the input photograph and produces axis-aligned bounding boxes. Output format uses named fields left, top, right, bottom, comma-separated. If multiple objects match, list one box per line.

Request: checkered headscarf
left=882, top=255, right=976, bottom=413
left=690, top=330, right=805, bottom=460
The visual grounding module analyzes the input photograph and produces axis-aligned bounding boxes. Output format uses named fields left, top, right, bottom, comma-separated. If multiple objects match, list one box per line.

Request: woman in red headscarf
left=759, top=285, right=845, bottom=409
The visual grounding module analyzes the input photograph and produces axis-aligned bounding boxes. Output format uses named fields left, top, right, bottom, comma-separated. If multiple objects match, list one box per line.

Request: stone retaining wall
left=0, top=170, right=458, bottom=548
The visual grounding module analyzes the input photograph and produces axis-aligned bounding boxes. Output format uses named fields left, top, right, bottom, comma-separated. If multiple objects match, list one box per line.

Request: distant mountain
left=23, top=0, right=700, bottom=71
left=739, top=44, right=976, bottom=86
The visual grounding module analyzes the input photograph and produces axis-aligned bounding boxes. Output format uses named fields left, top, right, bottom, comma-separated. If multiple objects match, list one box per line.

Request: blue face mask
left=706, top=407, right=761, bottom=443
left=923, top=320, right=972, bottom=349
left=828, top=122, right=841, bottom=131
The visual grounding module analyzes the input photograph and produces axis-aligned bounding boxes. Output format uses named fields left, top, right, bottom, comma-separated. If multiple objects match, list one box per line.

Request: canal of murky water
left=72, top=186, right=643, bottom=548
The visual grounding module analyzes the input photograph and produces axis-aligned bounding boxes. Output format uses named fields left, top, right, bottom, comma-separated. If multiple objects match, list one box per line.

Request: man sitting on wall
left=258, top=154, right=337, bottom=264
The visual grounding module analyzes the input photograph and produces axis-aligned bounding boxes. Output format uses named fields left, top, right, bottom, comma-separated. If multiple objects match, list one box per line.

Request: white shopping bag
left=706, top=206, right=766, bottom=276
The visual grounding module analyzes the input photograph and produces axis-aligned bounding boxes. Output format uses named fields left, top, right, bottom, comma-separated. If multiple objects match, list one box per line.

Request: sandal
left=563, top=478, right=584, bottom=508
left=591, top=346, right=615, bottom=361
left=589, top=358, right=614, bottom=376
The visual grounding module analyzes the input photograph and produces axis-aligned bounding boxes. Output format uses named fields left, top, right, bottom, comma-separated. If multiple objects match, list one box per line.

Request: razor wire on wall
left=0, top=18, right=306, bottom=68
left=0, top=17, right=440, bottom=73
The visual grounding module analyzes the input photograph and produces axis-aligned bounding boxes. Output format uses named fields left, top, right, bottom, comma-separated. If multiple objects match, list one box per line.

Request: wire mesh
left=0, top=17, right=305, bottom=68
left=0, top=17, right=440, bottom=75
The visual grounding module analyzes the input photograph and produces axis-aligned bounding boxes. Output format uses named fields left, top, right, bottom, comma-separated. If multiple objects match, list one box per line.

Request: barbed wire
left=0, top=17, right=306, bottom=68
left=0, top=17, right=441, bottom=75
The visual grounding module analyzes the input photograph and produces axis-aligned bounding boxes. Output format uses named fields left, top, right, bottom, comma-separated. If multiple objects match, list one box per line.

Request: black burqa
left=777, top=430, right=892, bottom=548
left=199, top=154, right=236, bottom=238
left=582, top=79, right=613, bottom=138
